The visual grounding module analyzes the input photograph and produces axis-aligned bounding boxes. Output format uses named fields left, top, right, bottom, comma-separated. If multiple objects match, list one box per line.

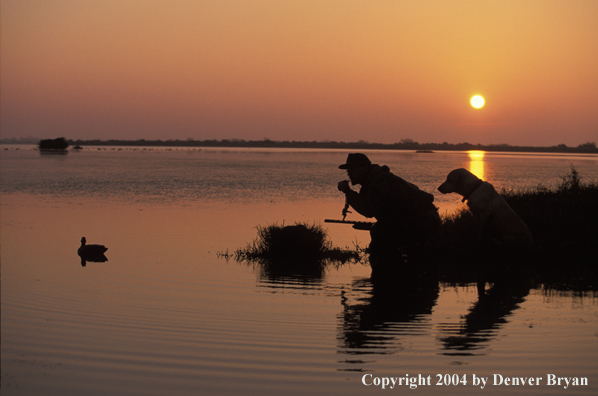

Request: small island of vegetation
left=38, top=137, right=69, bottom=153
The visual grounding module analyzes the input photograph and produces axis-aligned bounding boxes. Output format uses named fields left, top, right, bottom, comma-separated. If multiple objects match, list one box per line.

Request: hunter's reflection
left=439, top=279, right=531, bottom=354
left=338, top=272, right=439, bottom=354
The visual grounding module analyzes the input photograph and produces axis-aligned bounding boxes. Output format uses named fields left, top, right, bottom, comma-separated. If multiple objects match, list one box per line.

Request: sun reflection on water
left=468, top=150, right=485, bottom=180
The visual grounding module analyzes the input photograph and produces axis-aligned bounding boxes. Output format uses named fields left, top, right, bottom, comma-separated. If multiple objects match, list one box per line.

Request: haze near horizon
left=1, top=0, right=597, bottom=146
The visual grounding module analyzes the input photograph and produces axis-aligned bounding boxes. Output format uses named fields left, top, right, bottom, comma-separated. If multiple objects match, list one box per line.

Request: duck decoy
left=78, top=237, right=108, bottom=255
left=78, top=237, right=108, bottom=266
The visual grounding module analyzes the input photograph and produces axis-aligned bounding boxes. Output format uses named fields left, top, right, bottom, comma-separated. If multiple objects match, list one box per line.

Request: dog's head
left=437, top=168, right=481, bottom=196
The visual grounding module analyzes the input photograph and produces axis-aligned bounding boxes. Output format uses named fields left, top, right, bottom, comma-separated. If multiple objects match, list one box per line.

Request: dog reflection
left=439, top=280, right=531, bottom=354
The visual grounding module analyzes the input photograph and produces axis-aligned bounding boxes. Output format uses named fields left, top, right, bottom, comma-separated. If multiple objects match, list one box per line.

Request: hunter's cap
left=338, top=153, right=372, bottom=169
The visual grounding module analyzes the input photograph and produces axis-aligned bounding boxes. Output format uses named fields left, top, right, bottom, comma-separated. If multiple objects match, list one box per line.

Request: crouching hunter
left=337, top=153, right=440, bottom=275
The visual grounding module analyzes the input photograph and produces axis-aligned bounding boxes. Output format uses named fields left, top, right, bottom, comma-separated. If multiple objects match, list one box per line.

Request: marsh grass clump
left=502, top=166, right=598, bottom=268
left=232, top=223, right=364, bottom=276
left=433, top=167, right=597, bottom=284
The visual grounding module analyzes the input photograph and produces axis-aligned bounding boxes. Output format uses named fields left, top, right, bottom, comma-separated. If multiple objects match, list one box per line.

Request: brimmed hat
left=338, top=153, right=372, bottom=169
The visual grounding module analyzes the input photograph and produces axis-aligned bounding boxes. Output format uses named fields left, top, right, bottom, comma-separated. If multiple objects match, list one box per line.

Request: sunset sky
left=2, top=0, right=597, bottom=146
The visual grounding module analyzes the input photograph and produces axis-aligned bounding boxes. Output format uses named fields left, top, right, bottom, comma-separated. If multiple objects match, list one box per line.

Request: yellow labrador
left=438, top=168, right=534, bottom=249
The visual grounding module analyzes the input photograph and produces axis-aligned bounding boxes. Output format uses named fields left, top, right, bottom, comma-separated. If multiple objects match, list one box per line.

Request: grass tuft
left=228, top=222, right=366, bottom=278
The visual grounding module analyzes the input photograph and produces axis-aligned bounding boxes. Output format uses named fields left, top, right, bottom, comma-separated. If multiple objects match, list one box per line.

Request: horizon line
left=2, top=137, right=596, bottom=154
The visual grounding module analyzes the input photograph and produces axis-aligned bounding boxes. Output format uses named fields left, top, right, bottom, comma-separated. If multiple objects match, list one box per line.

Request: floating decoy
left=78, top=237, right=108, bottom=255
left=78, top=237, right=108, bottom=266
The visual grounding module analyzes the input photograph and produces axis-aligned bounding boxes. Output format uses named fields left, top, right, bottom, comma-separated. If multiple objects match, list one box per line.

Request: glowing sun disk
left=471, top=95, right=485, bottom=109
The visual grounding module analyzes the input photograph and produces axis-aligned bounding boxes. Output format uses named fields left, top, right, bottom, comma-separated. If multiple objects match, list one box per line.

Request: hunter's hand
left=337, top=180, right=351, bottom=193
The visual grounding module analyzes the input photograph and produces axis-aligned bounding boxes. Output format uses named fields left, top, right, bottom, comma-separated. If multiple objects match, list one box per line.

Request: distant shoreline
left=1, top=138, right=597, bottom=154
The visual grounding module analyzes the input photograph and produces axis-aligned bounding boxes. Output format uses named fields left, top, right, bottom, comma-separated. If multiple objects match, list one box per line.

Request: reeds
left=432, top=167, right=598, bottom=285
left=501, top=166, right=597, bottom=268
left=227, top=222, right=365, bottom=278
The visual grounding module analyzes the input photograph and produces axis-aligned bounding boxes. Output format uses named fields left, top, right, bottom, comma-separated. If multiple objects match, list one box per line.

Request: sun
left=470, top=95, right=485, bottom=109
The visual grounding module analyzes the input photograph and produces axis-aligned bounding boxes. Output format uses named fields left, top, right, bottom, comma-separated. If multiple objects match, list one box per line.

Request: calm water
left=1, top=146, right=597, bottom=395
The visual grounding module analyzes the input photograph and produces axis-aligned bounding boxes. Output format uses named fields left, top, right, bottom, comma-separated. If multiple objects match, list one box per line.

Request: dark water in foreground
left=1, top=146, right=597, bottom=395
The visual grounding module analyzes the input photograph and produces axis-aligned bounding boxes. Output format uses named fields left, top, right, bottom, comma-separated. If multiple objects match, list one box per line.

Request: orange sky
left=2, top=0, right=597, bottom=146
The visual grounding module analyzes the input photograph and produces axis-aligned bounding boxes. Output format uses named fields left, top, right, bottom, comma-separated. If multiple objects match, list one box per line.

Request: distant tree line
left=63, top=138, right=598, bottom=153
left=2, top=136, right=596, bottom=153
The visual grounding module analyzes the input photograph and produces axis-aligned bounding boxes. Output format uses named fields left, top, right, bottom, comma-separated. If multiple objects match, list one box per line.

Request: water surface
left=2, top=147, right=597, bottom=395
